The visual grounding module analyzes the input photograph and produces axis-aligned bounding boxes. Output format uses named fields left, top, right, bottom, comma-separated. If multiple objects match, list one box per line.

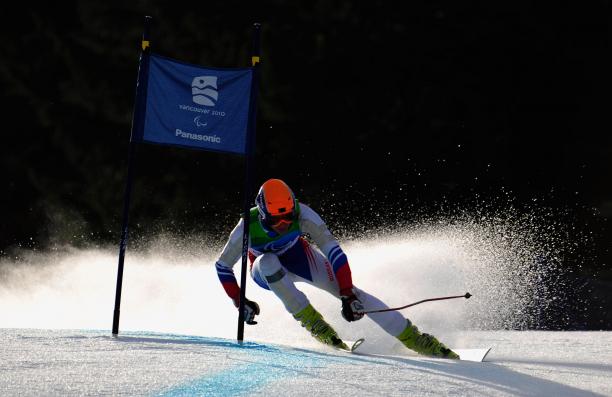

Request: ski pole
left=357, top=292, right=472, bottom=315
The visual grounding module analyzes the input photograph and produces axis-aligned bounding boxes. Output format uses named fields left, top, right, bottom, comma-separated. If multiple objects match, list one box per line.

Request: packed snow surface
left=1, top=329, right=611, bottom=396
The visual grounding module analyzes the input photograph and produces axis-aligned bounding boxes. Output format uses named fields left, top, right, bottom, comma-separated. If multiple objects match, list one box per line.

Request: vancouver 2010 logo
left=191, top=76, right=218, bottom=106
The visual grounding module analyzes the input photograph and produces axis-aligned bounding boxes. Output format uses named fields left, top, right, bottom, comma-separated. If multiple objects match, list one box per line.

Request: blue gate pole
left=237, top=22, right=262, bottom=342
left=112, top=16, right=152, bottom=335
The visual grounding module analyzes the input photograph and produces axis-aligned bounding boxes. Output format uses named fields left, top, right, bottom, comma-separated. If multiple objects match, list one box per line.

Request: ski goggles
left=265, top=212, right=295, bottom=228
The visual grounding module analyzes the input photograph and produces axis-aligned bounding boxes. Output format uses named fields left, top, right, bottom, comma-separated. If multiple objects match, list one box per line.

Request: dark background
left=1, top=2, right=610, bottom=328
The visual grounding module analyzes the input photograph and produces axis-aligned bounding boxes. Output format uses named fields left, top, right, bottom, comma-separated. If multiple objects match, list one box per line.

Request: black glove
left=341, top=291, right=364, bottom=322
left=243, top=298, right=260, bottom=325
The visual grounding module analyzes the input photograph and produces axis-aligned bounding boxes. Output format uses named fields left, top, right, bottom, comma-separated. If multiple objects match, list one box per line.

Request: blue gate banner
left=135, top=53, right=253, bottom=155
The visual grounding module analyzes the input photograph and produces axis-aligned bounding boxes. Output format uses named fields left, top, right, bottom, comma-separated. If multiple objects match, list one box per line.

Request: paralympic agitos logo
left=191, top=76, right=218, bottom=106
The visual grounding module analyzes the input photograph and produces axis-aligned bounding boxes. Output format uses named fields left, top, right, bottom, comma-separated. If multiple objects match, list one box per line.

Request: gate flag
left=113, top=17, right=262, bottom=337
left=134, top=53, right=253, bottom=155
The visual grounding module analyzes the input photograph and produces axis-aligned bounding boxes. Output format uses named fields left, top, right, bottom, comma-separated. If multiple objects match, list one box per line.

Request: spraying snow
left=1, top=211, right=575, bottom=352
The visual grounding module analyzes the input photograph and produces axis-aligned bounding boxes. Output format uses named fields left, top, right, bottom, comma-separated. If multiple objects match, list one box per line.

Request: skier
left=214, top=178, right=459, bottom=358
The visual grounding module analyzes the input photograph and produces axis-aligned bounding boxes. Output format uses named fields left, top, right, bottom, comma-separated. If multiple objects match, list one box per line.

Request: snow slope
left=1, top=329, right=611, bottom=396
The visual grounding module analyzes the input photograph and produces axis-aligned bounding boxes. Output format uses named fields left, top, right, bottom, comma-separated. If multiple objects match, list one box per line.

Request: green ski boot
left=294, top=304, right=348, bottom=350
left=397, top=323, right=460, bottom=359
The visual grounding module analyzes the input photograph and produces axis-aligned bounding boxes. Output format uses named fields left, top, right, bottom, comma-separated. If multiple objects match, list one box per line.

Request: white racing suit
left=215, top=202, right=408, bottom=337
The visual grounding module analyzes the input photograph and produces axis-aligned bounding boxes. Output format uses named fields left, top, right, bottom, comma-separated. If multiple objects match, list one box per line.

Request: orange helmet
left=255, top=179, right=296, bottom=226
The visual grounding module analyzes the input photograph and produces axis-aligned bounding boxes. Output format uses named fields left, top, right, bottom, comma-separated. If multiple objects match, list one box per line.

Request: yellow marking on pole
left=251, top=56, right=260, bottom=66
left=142, top=40, right=150, bottom=51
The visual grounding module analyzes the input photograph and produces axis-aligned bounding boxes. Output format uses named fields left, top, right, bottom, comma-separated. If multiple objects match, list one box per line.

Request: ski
left=453, top=347, right=492, bottom=362
left=333, top=339, right=491, bottom=362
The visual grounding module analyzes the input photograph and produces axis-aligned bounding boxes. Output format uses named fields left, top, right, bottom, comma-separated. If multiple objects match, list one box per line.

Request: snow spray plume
left=323, top=194, right=591, bottom=331
left=0, top=199, right=590, bottom=345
